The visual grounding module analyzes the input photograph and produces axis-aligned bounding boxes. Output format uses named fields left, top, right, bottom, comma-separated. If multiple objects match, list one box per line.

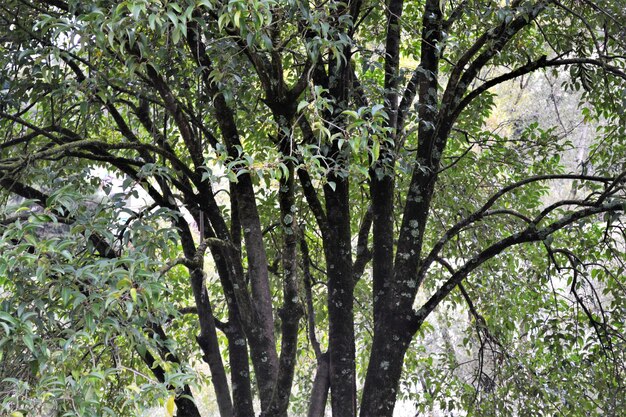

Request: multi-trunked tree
left=1, top=0, right=625, bottom=416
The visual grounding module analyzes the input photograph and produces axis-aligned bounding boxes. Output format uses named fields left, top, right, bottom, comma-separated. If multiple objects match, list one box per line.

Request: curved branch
left=410, top=198, right=625, bottom=334
left=416, top=174, right=619, bottom=288
left=455, top=56, right=626, bottom=120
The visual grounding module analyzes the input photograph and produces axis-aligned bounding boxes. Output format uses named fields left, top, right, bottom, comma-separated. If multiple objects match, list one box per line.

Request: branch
left=0, top=111, right=67, bottom=144
left=159, top=257, right=195, bottom=276
left=37, top=0, right=68, bottom=11
left=265, top=155, right=303, bottom=415
left=440, top=0, right=551, bottom=134
left=0, top=177, right=119, bottom=258
left=549, top=248, right=616, bottom=356
left=138, top=339, right=202, bottom=417
left=353, top=205, right=373, bottom=284
left=416, top=174, right=617, bottom=286
left=392, top=0, right=443, bottom=286
left=306, top=352, right=330, bottom=417
left=0, top=131, right=40, bottom=150
left=300, top=229, right=322, bottom=359
left=185, top=25, right=278, bottom=377
left=193, top=237, right=236, bottom=265
left=411, top=198, right=625, bottom=334
left=176, top=306, right=229, bottom=333
left=455, top=56, right=626, bottom=120
left=383, top=0, right=405, bottom=128
left=144, top=65, right=204, bottom=169
left=296, top=135, right=330, bottom=239
left=0, top=177, right=48, bottom=204
left=0, top=137, right=194, bottom=173
left=437, top=259, right=503, bottom=350
left=442, top=0, right=470, bottom=31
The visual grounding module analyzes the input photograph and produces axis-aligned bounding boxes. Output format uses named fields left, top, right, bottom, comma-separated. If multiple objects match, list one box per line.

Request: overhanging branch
left=455, top=56, right=626, bottom=120
left=416, top=174, right=619, bottom=287
left=410, top=198, right=625, bottom=334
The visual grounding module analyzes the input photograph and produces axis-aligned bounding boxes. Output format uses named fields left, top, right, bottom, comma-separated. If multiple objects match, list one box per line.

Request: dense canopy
left=0, top=0, right=625, bottom=416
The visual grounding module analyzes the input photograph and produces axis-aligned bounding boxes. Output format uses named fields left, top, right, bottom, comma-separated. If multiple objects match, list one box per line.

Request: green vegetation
left=0, top=0, right=625, bottom=416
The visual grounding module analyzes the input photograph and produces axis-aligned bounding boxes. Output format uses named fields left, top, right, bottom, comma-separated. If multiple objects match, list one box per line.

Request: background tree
left=0, top=0, right=625, bottom=416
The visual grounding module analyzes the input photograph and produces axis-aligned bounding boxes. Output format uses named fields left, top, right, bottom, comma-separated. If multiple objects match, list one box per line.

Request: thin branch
left=300, top=229, right=323, bottom=359
left=443, top=0, right=470, bottom=31
left=455, top=56, right=626, bottom=120
left=297, top=167, right=330, bottom=239
left=416, top=174, right=618, bottom=286
left=353, top=205, right=373, bottom=284
left=411, top=198, right=625, bottom=334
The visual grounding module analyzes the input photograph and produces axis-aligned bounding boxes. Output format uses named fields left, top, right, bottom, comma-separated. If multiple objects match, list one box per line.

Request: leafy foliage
left=0, top=0, right=625, bottom=416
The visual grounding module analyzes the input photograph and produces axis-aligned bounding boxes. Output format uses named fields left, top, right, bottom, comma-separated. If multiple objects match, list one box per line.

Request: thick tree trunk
left=174, top=389, right=203, bottom=417
left=200, top=224, right=255, bottom=417
left=370, top=173, right=395, bottom=323
left=262, top=159, right=303, bottom=417
left=359, top=321, right=414, bottom=417
left=186, top=29, right=280, bottom=407
left=225, top=323, right=255, bottom=417
left=177, top=222, right=234, bottom=417
left=198, top=214, right=255, bottom=417
left=324, top=177, right=357, bottom=417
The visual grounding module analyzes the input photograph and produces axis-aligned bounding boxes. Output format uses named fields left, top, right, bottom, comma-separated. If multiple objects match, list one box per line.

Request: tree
left=0, top=0, right=625, bottom=416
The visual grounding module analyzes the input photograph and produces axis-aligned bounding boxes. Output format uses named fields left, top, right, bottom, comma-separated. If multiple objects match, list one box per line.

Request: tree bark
left=359, top=321, right=413, bottom=417
left=308, top=352, right=330, bottom=417
left=224, top=322, right=255, bottom=417
left=186, top=29, right=280, bottom=406
left=263, top=152, right=303, bottom=417
left=176, top=219, right=234, bottom=417
left=189, top=268, right=234, bottom=417
left=324, top=176, right=356, bottom=417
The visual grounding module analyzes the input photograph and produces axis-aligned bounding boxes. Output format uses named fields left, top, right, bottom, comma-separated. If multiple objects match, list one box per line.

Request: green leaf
left=0, top=312, right=17, bottom=326
left=371, top=104, right=384, bottom=116
left=166, top=11, right=178, bottom=25
left=22, top=334, right=35, bottom=352
left=297, top=100, right=309, bottom=113
left=148, top=14, right=157, bottom=30
left=117, top=278, right=132, bottom=290
left=218, top=13, right=229, bottom=31
left=371, top=140, right=380, bottom=162
left=172, top=27, right=181, bottom=44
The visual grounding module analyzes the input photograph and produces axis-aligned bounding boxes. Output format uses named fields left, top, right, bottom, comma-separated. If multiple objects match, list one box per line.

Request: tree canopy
left=1, top=0, right=625, bottom=416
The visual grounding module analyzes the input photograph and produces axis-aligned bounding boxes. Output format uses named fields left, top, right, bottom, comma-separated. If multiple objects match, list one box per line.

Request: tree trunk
left=359, top=321, right=413, bottom=417
left=140, top=349, right=202, bottom=417
left=262, top=159, right=304, bottom=417
left=308, top=352, right=330, bottom=417
left=174, top=387, right=204, bottom=417
left=190, top=268, right=234, bottom=417
left=324, top=177, right=357, bottom=417
left=225, top=323, right=255, bottom=417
